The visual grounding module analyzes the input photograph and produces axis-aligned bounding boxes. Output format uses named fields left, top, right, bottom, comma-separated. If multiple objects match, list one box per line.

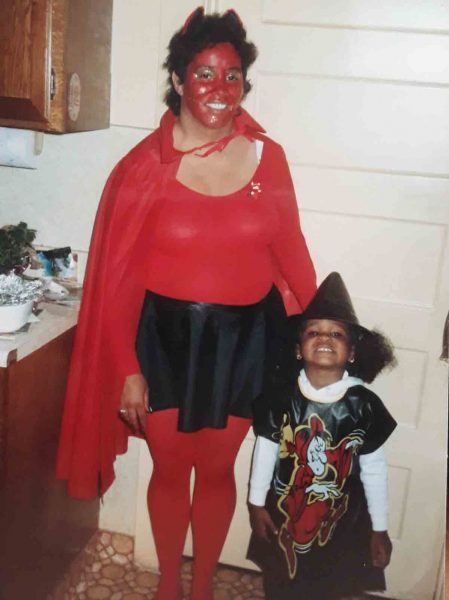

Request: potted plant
left=0, top=223, right=42, bottom=333
left=0, top=221, right=37, bottom=275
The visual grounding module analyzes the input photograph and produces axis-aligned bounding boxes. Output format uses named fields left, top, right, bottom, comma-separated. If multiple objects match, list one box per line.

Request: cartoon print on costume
left=276, top=414, right=365, bottom=578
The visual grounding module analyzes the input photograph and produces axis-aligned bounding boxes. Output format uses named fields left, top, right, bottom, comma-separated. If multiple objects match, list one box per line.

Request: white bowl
left=0, top=300, right=34, bottom=333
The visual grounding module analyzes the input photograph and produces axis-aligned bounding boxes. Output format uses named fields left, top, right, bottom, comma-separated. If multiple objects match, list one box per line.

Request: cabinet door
left=0, top=328, right=100, bottom=600
left=0, top=0, right=51, bottom=127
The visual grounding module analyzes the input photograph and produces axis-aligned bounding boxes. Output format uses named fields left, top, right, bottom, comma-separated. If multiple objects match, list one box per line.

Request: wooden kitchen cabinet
left=0, top=327, right=99, bottom=600
left=0, top=0, right=112, bottom=133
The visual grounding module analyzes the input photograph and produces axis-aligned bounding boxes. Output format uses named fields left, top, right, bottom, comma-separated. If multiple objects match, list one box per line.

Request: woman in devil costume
left=56, top=8, right=316, bottom=600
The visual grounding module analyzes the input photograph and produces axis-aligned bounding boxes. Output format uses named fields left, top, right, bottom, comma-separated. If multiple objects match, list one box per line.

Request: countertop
left=0, top=302, right=79, bottom=368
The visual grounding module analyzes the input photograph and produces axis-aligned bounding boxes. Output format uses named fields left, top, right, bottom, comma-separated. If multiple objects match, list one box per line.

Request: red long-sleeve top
left=110, top=132, right=316, bottom=377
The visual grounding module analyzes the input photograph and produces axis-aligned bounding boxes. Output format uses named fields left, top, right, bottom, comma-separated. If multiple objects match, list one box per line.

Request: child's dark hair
left=347, top=326, right=396, bottom=383
left=163, top=8, right=258, bottom=115
left=298, top=321, right=396, bottom=383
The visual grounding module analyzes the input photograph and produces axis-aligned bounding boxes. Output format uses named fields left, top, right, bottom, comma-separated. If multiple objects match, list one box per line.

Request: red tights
left=145, top=409, right=251, bottom=600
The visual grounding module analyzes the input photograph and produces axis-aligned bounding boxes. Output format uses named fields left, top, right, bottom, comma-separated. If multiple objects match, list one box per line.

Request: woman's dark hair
left=297, top=321, right=397, bottom=384
left=163, top=7, right=258, bottom=115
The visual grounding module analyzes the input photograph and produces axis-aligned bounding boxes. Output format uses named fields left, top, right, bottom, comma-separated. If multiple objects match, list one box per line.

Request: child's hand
left=370, top=531, right=392, bottom=568
left=248, top=504, right=278, bottom=542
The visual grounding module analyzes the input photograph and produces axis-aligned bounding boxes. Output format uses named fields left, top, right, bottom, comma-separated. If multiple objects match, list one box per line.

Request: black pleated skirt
left=135, top=287, right=287, bottom=432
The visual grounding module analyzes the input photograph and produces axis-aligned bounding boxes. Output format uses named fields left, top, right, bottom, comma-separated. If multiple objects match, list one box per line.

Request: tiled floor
left=47, top=530, right=384, bottom=600
left=48, top=531, right=264, bottom=600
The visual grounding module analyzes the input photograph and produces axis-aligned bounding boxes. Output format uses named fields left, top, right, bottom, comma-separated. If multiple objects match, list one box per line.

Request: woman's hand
left=119, top=373, right=149, bottom=434
left=248, top=503, right=278, bottom=543
left=370, top=531, right=392, bottom=568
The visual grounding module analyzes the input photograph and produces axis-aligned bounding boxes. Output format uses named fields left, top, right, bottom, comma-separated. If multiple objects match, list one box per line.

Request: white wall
left=0, top=127, right=148, bottom=252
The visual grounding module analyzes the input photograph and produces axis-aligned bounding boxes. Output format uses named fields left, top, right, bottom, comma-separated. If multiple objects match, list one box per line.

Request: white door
left=127, top=2, right=449, bottom=599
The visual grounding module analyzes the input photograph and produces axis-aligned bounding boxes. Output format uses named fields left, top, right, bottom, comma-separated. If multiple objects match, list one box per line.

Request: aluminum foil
left=0, top=273, right=43, bottom=306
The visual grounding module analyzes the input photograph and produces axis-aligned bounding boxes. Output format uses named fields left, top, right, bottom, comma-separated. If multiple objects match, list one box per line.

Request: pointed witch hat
left=295, top=272, right=397, bottom=382
left=300, top=272, right=371, bottom=337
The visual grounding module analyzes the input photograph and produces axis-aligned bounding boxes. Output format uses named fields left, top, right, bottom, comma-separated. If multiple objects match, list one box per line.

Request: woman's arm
left=103, top=277, right=145, bottom=380
left=269, top=145, right=316, bottom=312
left=99, top=223, right=150, bottom=432
left=102, top=272, right=149, bottom=432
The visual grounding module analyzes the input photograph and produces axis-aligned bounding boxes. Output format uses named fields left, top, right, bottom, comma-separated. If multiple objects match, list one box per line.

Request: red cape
left=56, top=109, right=304, bottom=499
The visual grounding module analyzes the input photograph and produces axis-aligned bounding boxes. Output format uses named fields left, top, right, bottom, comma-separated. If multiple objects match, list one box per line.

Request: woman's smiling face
left=299, top=319, right=354, bottom=372
left=178, top=43, right=244, bottom=129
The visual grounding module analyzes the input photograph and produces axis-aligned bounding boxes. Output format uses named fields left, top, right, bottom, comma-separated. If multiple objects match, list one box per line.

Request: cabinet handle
left=50, top=68, right=56, bottom=100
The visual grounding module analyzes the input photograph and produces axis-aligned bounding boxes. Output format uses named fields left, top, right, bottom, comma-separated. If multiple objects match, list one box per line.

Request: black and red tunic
left=249, top=382, right=396, bottom=599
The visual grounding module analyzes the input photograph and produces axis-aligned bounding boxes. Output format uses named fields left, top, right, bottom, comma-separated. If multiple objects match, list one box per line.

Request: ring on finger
left=119, top=408, right=128, bottom=416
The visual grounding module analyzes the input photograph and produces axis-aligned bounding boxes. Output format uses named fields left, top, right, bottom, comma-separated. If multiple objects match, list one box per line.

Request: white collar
left=298, top=369, right=364, bottom=403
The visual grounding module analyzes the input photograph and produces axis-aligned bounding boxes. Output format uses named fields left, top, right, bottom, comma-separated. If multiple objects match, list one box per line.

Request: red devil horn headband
left=223, top=9, right=243, bottom=28
left=181, top=6, right=244, bottom=34
left=181, top=6, right=205, bottom=34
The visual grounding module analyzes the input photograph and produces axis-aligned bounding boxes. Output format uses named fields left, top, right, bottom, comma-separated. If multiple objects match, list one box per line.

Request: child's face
left=299, top=319, right=354, bottom=374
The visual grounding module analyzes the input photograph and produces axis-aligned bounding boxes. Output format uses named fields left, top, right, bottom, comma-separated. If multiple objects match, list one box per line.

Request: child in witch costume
left=247, top=272, right=397, bottom=600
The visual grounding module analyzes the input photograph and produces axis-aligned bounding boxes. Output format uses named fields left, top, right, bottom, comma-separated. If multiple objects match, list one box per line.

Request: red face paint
left=182, top=43, right=244, bottom=130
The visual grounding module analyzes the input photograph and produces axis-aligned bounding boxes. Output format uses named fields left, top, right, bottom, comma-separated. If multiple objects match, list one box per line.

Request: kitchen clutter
left=0, top=222, right=80, bottom=334
left=0, top=273, right=43, bottom=332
